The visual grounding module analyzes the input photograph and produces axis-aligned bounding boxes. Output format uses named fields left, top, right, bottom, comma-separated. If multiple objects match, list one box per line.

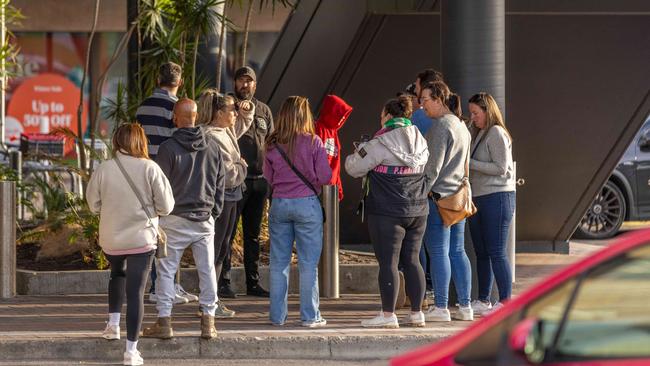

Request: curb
left=16, top=264, right=380, bottom=295
left=0, top=333, right=447, bottom=361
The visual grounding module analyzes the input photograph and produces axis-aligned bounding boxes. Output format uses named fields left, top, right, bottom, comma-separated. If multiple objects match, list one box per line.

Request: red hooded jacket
left=315, top=95, right=353, bottom=201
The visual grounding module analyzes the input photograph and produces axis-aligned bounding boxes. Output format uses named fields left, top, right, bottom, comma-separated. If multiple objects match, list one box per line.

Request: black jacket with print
left=235, top=97, right=274, bottom=178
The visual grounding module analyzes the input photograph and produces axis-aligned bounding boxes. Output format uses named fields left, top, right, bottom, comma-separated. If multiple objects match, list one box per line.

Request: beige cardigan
left=206, top=104, right=255, bottom=189
left=86, top=153, right=175, bottom=253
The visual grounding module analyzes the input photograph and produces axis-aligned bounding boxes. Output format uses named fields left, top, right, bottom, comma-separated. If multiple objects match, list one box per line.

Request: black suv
left=575, top=117, right=650, bottom=239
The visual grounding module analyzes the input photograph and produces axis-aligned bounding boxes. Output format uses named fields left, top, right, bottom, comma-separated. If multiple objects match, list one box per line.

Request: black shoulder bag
left=275, top=145, right=326, bottom=223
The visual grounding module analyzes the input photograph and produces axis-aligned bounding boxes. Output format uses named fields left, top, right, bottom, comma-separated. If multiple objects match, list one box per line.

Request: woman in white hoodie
left=345, top=95, right=429, bottom=328
left=197, top=90, right=254, bottom=316
left=86, top=123, right=174, bottom=366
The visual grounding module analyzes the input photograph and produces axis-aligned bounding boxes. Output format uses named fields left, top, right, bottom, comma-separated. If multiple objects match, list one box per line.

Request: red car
left=391, top=229, right=650, bottom=366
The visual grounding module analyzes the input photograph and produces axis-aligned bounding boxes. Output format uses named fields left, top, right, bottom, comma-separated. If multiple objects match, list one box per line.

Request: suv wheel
left=575, top=181, right=626, bottom=239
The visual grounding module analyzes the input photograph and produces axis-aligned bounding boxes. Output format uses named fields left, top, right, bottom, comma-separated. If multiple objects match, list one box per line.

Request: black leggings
left=106, top=250, right=154, bottom=341
left=214, top=200, right=239, bottom=283
left=367, top=214, right=426, bottom=312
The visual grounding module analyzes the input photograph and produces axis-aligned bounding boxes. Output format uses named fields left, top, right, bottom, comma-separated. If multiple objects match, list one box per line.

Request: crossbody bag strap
left=275, top=145, right=319, bottom=196
left=114, top=156, right=155, bottom=220
left=470, top=129, right=487, bottom=159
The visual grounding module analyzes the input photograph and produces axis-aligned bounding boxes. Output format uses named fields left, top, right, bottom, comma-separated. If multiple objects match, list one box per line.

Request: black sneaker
left=218, top=285, right=237, bottom=299
left=247, top=284, right=270, bottom=297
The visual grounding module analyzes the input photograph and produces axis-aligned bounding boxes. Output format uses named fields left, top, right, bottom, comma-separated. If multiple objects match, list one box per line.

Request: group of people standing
left=87, top=62, right=291, bottom=365
left=86, top=61, right=515, bottom=365
left=345, top=69, right=516, bottom=328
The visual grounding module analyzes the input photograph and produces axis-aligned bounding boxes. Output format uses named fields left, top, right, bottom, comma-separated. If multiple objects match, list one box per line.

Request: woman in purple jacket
left=263, top=96, right=332, bottom=327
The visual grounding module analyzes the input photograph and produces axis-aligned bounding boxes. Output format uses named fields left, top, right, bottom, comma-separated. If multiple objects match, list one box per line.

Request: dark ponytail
left=383, top=94, right=413, bottom=119
left=447, top=93, right=462, bottom=118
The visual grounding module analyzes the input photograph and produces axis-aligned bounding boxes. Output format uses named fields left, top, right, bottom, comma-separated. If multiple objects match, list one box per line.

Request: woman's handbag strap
left=114, top=156, right=155, bottom=221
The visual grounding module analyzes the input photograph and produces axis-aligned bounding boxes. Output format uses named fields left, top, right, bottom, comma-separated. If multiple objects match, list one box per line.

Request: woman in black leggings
left=344, top=95, right=429, bottom=328
left=87, top=123, right=175, bottom=366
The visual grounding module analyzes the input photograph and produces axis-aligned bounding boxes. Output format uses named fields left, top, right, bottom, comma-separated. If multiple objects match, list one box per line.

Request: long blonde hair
left=266, top=96, right=315, bottom=158
left=468, top=92, right=512, bottom=142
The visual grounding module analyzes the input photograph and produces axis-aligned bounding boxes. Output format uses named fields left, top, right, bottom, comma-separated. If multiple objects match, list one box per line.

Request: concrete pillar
left=441, top=0, right=508, bottom=304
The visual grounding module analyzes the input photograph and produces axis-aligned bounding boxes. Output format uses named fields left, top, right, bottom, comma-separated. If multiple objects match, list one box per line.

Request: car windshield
left=540, top=243, right=650, bottom=361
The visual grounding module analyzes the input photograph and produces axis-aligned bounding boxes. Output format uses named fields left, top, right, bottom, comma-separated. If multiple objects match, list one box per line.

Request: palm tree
left=240, top=0, right=294, bottom=69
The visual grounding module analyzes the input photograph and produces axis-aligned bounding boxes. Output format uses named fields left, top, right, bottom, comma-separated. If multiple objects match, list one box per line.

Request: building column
left=442, top=0, right=507, bottom=303
left=442, top=0, right=505, bottom=110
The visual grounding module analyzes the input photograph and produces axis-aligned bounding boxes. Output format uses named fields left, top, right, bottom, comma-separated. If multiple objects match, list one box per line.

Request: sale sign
left=7, top=73, right=88, bottom=154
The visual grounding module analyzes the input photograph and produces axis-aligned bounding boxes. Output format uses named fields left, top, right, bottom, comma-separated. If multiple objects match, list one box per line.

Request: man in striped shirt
left=136, top=62, right=197, bottom=305
left=136, top=62, right=182, bottom=159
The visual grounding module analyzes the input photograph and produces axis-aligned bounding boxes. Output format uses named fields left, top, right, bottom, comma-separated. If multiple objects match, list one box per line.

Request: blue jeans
left=469, top=191, right=516, bottom=302
left=423, top=199, right=472, bottom=308
left=269, top=196, right=323, bottom=324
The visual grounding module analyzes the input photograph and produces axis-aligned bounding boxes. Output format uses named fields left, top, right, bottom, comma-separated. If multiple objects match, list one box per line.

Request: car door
left=633, top=118, right=650, bottom=218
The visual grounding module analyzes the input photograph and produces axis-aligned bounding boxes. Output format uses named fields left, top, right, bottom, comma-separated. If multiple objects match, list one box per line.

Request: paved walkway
left=0, top=241, right=605, bottom=362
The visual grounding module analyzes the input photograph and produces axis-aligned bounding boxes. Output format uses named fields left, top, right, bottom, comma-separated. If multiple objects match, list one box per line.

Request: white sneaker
left=424, top=306, right=451, bottom=322
left=485, top=302, right=504, bottom=315
left=123, top=350, right=143, bottom=366
left=175, top=283, right=199, bottom=302
left=401, top=311, right=425, bottom=327
left=361, top=312, right=399, bottom=328
left=452, top=304, right=474, bottom=321
left=102, top=324, right=120, bottom=340
left=471, top=300, right=492, bottom=317
left=301, top=318, right=327, bottom=328
left=149, top=291, right=189, bottom=304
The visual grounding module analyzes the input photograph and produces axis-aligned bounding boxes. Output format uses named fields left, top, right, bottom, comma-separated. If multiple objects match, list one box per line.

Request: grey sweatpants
left=155, top=214, right=217, bottom=317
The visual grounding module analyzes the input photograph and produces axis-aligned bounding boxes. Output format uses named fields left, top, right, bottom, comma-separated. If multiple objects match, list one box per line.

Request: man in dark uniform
left=220, top=66, right=273, bottom=298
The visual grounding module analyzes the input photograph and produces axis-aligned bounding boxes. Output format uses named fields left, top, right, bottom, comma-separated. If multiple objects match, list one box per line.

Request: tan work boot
left=142, top=317, right=173, bottom=339
left=200, top=314, right=218, bottom=339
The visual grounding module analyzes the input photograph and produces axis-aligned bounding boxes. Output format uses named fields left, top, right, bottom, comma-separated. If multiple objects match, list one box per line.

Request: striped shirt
left=136, top=88, right=178, bottom=158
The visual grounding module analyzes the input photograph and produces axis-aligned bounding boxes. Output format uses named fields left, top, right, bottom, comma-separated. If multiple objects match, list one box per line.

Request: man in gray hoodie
left=143, top=99, right=225, bottom=340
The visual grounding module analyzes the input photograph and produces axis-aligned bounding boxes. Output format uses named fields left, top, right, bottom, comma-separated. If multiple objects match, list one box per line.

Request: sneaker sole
left=123, top=359, right=143, bottom=366
left=102, top=334, right=120, bottom=340
left=361, top=323, right=400, bottom=329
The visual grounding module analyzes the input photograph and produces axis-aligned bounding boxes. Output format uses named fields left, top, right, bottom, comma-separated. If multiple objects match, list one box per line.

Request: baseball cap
left=234, top=66, right=256, bottom=82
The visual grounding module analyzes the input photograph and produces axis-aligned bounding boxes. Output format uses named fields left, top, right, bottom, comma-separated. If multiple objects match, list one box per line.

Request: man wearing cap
left=220, top=66, right=274, bottom=298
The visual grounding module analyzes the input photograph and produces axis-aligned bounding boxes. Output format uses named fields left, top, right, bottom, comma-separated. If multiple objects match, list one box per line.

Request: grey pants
left=155, top=215, right=217, bottom=317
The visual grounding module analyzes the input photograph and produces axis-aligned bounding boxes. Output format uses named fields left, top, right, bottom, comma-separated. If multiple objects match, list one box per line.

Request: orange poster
left=7, top=73, right=88, bottom=154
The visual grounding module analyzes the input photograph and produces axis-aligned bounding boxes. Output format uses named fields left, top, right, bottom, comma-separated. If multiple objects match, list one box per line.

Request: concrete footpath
left=0, top=241, right=605, bottom=363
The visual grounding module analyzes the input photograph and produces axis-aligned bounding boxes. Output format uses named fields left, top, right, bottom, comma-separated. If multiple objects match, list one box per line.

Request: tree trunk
left=76, top=0, right=101, bottom=196
left=241, top=0, right=254, bottom=68
left=191, top=32, right=199, bottom=100
left=215, top=2, right=228, bottom=92
left=88, top=22, right=137, bottom=176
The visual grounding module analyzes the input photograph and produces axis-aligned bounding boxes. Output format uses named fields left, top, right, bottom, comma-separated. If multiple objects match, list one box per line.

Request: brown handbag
left=435, top=148, right=477, bottom=227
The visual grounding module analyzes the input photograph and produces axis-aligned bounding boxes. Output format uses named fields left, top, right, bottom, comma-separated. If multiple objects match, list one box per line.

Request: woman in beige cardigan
left=197, top=90, right=254, bottom=316
left=87, top=123, right=174, bottom=365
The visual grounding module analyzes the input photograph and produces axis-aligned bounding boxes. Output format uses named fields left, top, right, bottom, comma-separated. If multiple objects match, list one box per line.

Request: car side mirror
left=509, top=317, right=546, bottom=364
left=639, top=130, right=650, bottom=151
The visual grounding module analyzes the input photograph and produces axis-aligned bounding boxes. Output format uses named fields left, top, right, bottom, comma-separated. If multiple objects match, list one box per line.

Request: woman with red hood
left=315, top=95, right=353, bottom=200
